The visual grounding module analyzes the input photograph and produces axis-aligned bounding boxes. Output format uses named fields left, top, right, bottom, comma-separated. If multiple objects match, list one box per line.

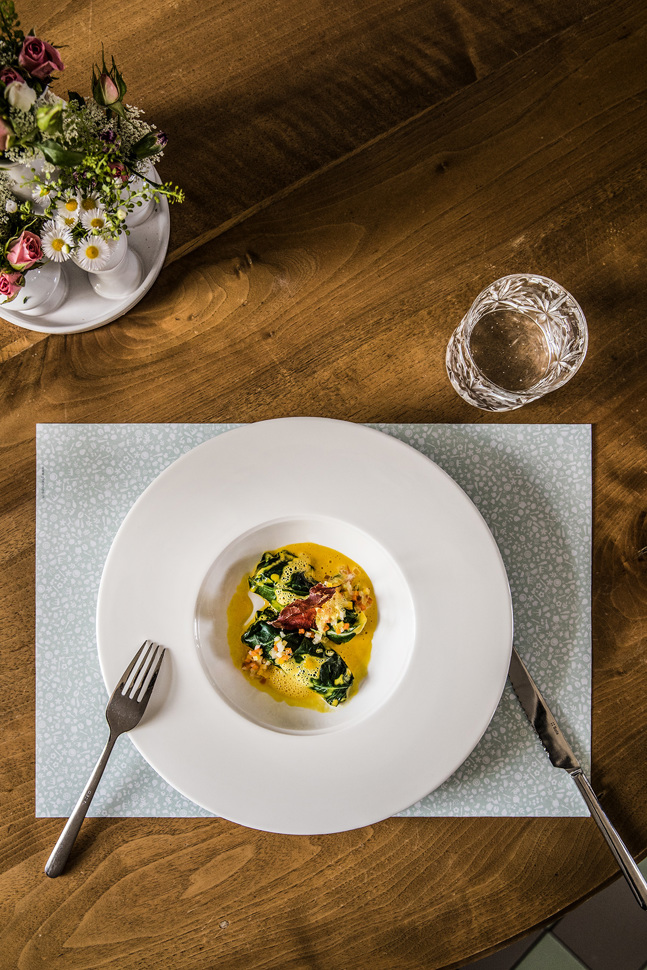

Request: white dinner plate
left=96, top=418, right=513, bottom=834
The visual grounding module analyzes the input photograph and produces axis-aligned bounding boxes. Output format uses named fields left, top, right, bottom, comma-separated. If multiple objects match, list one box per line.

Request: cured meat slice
left=270, top=583, right=337, bottom=631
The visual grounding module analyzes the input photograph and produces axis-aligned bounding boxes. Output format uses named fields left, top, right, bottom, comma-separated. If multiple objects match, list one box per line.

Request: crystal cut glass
left=446, top=274, right=588, bottom=411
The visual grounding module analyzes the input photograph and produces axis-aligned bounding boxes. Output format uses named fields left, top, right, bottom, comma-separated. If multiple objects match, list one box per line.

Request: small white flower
left=75, top=235, right=110, bottom=271
left=32, top=183, right=52, bottom=207
left=5, top=199, right=17, bottom=213
left=116, top=207, right=127, bottom=221
left=56, top=196, right=81, bottom=225
left=81, top=207, right=109, bottom=233
left=41, top=220, right=74, bottom=263
left=57, top=212, right=78, bottom=229
left=79, top=194, right=103, bottom=214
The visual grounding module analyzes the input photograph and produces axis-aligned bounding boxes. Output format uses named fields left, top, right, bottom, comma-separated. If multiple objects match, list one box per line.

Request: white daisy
left=32, top=183, right=52, bottom=208
left=79, top=194, right=103, bottom=214
left=75, top=235, right=110, bottom=271
left=57, top=212, right=78, bottom=229
left=40, top=220, right=74, bottom=263
left=56, top=195, right=81, bottom=226
left=81, top=207, right=109, bottom=233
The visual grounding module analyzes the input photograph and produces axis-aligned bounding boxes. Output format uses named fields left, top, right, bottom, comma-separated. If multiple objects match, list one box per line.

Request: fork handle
left=45, top=732, right=118, bottom=878
left=570, top=768, right=647, bottom=909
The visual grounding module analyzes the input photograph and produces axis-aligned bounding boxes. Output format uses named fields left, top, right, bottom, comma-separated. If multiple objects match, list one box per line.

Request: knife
left=509, top=646, right=647, bottom=909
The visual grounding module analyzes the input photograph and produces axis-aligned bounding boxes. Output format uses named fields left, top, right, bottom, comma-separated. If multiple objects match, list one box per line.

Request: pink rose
left=6, top=231, right=43, bottom=271
left=0, top=67, right=23, bottom=86
left=97, top=73, right=120, bottom=105
left=0, top=117, right=12, bottom=152
left=18, top=36, right=65, bottom=80
left=108, top=160, right=129, bottom=182
left=0, top=270, right=24, bottom=302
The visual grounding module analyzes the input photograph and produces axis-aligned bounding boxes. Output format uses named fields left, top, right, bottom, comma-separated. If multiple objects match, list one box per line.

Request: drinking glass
left=445, top=274, right=588, bottom=411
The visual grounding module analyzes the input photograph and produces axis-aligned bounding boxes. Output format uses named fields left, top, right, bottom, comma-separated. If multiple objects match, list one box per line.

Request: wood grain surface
left=0, top=0, right=614, bottom=356
left=11, top=0, right=608, bottom=262
left=1, top=0, right=647, bottom=967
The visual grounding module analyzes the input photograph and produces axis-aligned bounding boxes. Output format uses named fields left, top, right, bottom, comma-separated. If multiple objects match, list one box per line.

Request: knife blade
left=509, top=646, right=647, bottom=909
left=508, top=648, right=580, bottom=770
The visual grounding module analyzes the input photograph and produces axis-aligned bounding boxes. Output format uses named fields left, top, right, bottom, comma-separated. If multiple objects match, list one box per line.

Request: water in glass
left=445, top=274, right=588, bottom=411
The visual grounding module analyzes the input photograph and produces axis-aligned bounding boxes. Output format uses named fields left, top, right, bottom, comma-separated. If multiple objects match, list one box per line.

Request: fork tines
left=118, top=640, right=166, bottom=703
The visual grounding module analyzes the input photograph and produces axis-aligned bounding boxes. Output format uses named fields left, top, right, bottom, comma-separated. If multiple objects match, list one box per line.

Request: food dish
left=229, top=544, right=376, bottom=709
left=96, top=418, right=513, bottom=834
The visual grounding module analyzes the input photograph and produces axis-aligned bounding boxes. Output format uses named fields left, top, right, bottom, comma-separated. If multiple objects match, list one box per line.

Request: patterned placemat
left=36, top=423, right=591, bottom=818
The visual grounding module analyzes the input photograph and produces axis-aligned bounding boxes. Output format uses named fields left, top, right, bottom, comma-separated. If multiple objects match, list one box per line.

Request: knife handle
left=570, top=768, right=647, bottom=909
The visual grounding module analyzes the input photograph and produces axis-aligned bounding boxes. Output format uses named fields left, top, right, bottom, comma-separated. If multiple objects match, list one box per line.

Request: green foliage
left=308, top=651, right=354, bottom=705
left=38, top=139, right=85, bottom=167
left=241, top=605, right=354, bottom=706
left=248, top=550, right=314, bottom=610
left=242, top=608, right=309, bottom=660
left=241, top=611, right=282, bottom=653
left=325, top=609, right=363, bottom=644
left=0, top=1, right=24, bottom=46
left=36, top=103, right=64, bottom=134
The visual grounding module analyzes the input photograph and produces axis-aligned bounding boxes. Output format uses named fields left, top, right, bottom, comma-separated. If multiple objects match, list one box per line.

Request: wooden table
left=1, top=0, right=646, bottom=966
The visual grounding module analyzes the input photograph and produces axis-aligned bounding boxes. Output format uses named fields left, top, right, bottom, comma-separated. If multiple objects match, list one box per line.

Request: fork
left=45, top=640, right=167, bottom=878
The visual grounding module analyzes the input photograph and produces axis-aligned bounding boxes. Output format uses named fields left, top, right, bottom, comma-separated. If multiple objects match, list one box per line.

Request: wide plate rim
left=96, top=418, right=513, bottom=833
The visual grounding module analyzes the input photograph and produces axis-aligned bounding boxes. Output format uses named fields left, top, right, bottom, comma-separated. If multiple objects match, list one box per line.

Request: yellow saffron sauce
left=227, top=542, right=377, bottom=711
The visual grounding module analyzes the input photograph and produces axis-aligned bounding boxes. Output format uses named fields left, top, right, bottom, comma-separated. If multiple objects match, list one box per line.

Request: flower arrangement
left=0, top=1, right=183, bottom=303
left=0, top=170, right=43, bottom=299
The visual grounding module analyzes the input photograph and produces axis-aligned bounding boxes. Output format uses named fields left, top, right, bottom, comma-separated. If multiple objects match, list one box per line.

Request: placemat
left=36, top=423, right=591, bottom=818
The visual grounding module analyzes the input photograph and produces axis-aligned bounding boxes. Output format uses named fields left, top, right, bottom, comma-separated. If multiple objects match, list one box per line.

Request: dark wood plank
left=15, top=0, right=609, bottom=262
left=1, top=1, right=646, bottom=968
left=0, top=0, right=611, bottom=356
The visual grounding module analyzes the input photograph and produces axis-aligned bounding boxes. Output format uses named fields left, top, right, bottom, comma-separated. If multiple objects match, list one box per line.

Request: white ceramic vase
left=3, top=261, right=68, bottom=315
left=0, top=158, right=57, bottom=213
left=124, top=161, right=158, bottom=228
left=83, top=233, right=143, bottom=300
left=0, top=161, right=33, bottom=201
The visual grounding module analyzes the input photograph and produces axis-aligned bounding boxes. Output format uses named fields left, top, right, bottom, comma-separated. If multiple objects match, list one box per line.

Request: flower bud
left=92, top=53, right=127, bottom=118
left=131, top=130, right=168, bottom=159
left=97, top=73, right=119, bottom=105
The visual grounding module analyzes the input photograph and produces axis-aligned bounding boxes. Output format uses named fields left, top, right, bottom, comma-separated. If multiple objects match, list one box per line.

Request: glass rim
left=468, top=270, right=587, bottom=320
